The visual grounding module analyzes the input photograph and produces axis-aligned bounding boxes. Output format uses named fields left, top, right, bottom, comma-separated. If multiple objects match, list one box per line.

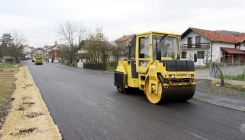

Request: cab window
left=139, top=36, right=149, bottom=58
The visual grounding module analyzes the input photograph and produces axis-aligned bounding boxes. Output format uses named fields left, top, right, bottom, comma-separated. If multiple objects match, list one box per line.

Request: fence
left=219, top=62, right=245, bottom=76
left=109, top=62, right=118, bottom=67
left=209, top=62, right=224, bottom=86
left=83, top=63, right=107, bottom=71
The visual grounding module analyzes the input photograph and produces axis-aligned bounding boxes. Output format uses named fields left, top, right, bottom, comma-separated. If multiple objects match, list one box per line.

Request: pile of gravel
left=196, top=79, right=245, bottom=100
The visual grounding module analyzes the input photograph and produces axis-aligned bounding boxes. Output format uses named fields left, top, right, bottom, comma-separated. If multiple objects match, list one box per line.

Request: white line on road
left=240, top=124, right=245, bottom=134
left=187, top=131, right=208, bottom=140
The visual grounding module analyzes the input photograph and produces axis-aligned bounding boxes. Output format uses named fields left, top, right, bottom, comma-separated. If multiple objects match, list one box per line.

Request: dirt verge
left=0, top=66, right=62, bottom=140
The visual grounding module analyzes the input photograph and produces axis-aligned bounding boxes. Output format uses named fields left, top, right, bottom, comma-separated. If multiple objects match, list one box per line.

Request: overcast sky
left=1, top=0, right=245, bottom=48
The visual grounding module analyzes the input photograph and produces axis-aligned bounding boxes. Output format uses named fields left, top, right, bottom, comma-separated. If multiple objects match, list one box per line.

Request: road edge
left=193, top=97, right=245, bottom=112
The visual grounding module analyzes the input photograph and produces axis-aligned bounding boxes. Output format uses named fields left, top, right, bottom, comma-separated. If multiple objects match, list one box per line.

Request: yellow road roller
left=33, top=53, right=43, bottom=65
left=114, top=31, right=196, bottom=104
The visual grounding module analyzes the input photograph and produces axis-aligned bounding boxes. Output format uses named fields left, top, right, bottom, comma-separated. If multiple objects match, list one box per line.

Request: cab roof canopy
left=137, top=31, right=180, bottom=38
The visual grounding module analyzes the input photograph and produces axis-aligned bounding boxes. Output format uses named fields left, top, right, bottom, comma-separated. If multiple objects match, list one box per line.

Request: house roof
left=115, top=35, right=134, bottom=42
left=32, top=48, right=45, bottom=54
left=220, top=47, right=245, bottom=54
left=181, top=27, right=245, bottom=43
left=234, top=34, right=245, bottom=42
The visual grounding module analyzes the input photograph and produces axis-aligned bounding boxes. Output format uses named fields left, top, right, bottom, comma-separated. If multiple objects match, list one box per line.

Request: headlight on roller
left=169, top=74, right=175, bottom=78
left=188, top=74, right=194, bottom=77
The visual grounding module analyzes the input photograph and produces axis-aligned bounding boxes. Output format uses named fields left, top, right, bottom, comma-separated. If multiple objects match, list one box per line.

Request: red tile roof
left=182, top=27, right=245, bottom=43
left=220, top=47, right=245, bottom=54
left=115, top=35, right=134, bottom=42
left=191, top=28, right=239, bottom=43
left=234, top=34, right=245, bottom=42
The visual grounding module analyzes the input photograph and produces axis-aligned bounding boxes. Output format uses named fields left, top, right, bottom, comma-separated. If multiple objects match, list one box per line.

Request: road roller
left=33, top=53, right=43, bottom=65
left=114, top=31, right=196, bottom=104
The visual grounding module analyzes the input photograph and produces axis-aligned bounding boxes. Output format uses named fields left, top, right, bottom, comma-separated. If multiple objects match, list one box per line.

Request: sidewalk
left=194, top=89, right=245, bottom=111
left=195, top=68, right=245, bottom=111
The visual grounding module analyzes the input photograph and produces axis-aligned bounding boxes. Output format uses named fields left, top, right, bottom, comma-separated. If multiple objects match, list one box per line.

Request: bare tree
left=1, top=31, right=27, bottom=62
left=84, top=27, right=111, bottom=64
left=56, top=20, right=88, bottom=65
left=203, top=49, right=215, bottom=67
left=110, top=42, right=128, bottom=62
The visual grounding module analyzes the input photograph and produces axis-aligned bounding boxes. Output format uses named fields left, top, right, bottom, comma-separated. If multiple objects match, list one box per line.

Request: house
left=78, top=40, right=113, bottom=63
left=113, top=34, right=135, bottom=62
left=115, top=34, right=135, bottom=46
left=43, top=45, right=53, bottom=60
left=181, top=27, right=245, bottom=67
left=49, top=49, right=61, bottom=62
left=20, top=45, right=33, bottom=59
left=43, top=44, right=63, bottom=62
left=2, top=56, right=15, bottom=64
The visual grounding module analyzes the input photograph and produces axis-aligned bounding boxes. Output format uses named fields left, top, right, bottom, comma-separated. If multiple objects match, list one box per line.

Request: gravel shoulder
left=0, top=66, right=61, bottom=140
left=196, top=79, right=245, bottom=101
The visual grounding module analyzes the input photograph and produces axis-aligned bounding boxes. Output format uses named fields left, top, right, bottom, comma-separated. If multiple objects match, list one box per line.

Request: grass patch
left=224, top=74, right=245, bottom=81
left=107, top=66, right=116, bottom=72
left=225, top=84, right=245, bottom=92
left=0, top=64, right=21, bottom=104
left=0, top=64, right=20, bottom=72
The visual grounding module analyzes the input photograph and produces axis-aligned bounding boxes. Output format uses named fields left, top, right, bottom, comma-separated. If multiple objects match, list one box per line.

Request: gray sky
left=1, top=0, right=245, bottom=48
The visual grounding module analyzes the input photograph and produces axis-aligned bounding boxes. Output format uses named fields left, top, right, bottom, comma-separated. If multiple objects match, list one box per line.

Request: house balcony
left=181, top=43, right=210, bottom=49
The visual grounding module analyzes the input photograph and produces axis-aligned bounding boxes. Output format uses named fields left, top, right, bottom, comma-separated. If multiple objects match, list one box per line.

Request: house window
left=188, top=37, right=192, bottom=48
left=196, top=36, right=201, bottom=47
left=182, top=52, right=187, bottom=59
left=197, top=51, right=204, bottom=59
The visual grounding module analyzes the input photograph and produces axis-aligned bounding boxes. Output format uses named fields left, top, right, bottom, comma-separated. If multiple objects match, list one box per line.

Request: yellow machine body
left=114, top=31, right=196, bottom=104
left=33, top=53, right=43, bottom=65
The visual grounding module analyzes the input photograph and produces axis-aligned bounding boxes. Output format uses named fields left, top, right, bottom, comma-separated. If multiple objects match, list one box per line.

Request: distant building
left=20, top=45, right=33, bottom=59
left=113, top=34, right=135, bottom=61
left=115, top=34, right=134, bottom=47
left=181, top=27, right=245, bottom=66
left=78, top=40, right=113, bottom=63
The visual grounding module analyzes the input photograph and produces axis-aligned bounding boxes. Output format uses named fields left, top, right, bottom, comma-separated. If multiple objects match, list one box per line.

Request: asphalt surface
left=23, top=60, right=245, bottom=140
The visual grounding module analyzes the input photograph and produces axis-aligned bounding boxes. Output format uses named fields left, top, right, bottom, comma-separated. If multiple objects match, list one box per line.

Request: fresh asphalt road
left=23, top=60, right=245, bottom=140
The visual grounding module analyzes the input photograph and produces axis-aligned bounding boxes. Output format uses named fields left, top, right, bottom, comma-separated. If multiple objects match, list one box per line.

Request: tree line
left=0, top=20, right=130, bottom=66
left=56, top=21, right=129, bottom=66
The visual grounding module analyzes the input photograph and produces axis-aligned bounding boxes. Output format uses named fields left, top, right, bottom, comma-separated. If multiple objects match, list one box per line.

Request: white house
left=21, top=45, right=33, bottom=59
left=181, top=27, right=245, bottom=67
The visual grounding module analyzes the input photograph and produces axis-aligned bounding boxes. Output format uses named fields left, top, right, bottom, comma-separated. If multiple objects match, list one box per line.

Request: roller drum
left=160, top=85, right=195, bottom=103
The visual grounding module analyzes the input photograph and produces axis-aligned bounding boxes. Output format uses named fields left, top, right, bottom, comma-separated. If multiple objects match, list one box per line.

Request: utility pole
left=55, top=41, right=57, bottom=62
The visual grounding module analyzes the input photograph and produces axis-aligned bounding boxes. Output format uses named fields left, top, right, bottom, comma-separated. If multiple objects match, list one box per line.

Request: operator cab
left=153, top=36, right=180, bottom=61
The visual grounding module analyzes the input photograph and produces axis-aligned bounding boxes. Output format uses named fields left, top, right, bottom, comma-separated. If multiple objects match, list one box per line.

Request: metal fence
left=218, top=62, right=245, bottom=76
left=209, top=62, right=224, bottom=86
left=210, top=62, right=245, bottom=86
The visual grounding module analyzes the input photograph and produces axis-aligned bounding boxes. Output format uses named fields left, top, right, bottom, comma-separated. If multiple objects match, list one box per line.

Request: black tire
left=117, top=86, right=125, bottom=93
